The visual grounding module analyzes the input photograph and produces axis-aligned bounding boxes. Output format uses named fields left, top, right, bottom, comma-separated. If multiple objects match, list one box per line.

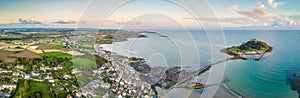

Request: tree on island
left=228, top=38, right=270, bottom=52
left=221, top=38, right=272, bottom=60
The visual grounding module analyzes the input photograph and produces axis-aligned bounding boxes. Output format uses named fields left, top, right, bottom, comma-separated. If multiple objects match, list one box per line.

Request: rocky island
left=221, top=38, right=272, bottom=60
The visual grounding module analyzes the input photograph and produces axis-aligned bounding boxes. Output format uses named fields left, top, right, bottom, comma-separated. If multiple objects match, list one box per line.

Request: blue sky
left=0, top=0, right=299, bottom=29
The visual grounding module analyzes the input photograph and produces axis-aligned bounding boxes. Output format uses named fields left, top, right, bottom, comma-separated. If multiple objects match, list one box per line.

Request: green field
left=29, top=34, right=60, bottom=38
left=0, top=34, right=61, bottom=41
left=49, top=35, right=62, bottom=38
left=54, top=39, right=63, bottom=44
left=13, top=80, right=53, bottom=98
left=0, top=34, right=24, bottom=39
left=79, top=41, right=94, bottom=49
left=52, top=45, right=64, bottom=50
left=10, top=40, right=25, bottom=45
left=37, top=43, right=56, bottom=50
left=72, top=58, right=96, bottom=67
left=39, top=52, right=72, bottom=59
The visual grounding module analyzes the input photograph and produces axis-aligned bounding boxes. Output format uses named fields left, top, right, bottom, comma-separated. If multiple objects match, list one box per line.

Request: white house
left=54, top=65, right=63, bottom=70
left=40, top=66, right=51, bottom=71
left=31, top=71, right=40, bottom=77
left=0, top=84, right=16, bottom=90
left=15, top=65, right=24, bottom=69
left=63, top=74, right=72, bottom=79
left=24, top=74, right=30, bottom=79
left=49, top=79, right=55, bottom=83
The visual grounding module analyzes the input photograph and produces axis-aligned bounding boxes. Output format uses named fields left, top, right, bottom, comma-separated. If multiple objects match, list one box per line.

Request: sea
left=99, top=30, right=300, bottom=98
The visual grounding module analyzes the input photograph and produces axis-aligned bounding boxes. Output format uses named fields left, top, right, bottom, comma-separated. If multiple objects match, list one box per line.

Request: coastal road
left=162, top=57, right=234, bottom=95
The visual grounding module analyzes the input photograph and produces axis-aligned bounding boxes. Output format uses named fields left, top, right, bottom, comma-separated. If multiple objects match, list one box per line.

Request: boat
left=186, top=82, right=205, bottom=89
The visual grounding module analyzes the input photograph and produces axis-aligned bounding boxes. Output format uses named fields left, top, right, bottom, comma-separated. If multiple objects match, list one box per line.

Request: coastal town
left=1, top=28, right=249, bottom=98
left=0, top=28, right=160, bottom=97
left=0, top=28, right=275, bottom=98
left=2, top=0, right=300, bottom=97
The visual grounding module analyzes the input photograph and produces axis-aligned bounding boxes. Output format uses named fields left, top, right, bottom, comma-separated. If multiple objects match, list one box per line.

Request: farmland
left=10, top=50, right=41, bottom=59
left=0, top=50, right=15, bottom=63
left=0, top=50, right=41, bottom=63
left=0, top=28, right=90, bottom=98
left=72, top=58, right=95, bottom=67
left=0, top=28, right=126, bottom=98
left=37, top=43, right=57, bottom=50
left=52, top=45, right=64, bottom=50
left=39, top=52, right=73, bottom=59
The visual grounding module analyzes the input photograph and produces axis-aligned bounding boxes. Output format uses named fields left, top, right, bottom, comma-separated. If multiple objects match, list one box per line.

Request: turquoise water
left=223, top=30, right=300, bottom=98
left=100, top=30, right=300, bottom=97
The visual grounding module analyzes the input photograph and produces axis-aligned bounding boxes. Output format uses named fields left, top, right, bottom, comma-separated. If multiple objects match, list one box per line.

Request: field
left=37, top=43, right=57, bottom=50
left=39, top=52, right=72, bottom=59
left=0, top=42, right=19, bottom=51
left=3, top=48, right=24, bottom=51
left=0, top=34, right=24, bottom=40
left=12, top=80, right=53, bottom=98
left=27, top=46, right=43, bottom=54
left=54, top=39, right=63, bottom=44
left=0, top=50, right=15, bottom=63
left=72, top=58, right=96, bottom=67
left=65, top=50, right=84, bottom=56
left=0, top=42, right=12, bottom=47
left=10, top=40, right=25, bottom=45
left=0, top=50, right=41, bottom=63
left=79, top=41, right=94, bottom=49
left=52, top=45, right=64, bottom=50
left=10, top=50, right=41, bottom=59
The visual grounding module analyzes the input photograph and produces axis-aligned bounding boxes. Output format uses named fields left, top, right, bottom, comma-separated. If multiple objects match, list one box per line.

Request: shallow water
left=100, top=30, right=300, bottom=97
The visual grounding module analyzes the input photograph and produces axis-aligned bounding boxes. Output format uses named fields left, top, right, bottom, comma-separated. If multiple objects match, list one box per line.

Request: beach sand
left=214, top=86, right=237, bottom=98
left=159, top=69, right=237, bottom=98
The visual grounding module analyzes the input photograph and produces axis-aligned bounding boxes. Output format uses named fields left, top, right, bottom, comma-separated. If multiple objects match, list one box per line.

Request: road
left=168, top=58, right=233, bottom=90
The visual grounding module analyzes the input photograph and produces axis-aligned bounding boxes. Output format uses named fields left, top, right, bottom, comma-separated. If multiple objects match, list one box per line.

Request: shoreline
left=95, top=32, right=244, bottom=98
left=99, top=47, right=243, bottom=97
left=221, top=84, right=244, bottom=98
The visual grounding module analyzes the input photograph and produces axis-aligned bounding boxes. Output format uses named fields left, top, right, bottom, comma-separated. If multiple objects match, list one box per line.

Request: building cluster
left=0, top=62, right=78, bottom=97
left=75, top=50, right=158, bottom=98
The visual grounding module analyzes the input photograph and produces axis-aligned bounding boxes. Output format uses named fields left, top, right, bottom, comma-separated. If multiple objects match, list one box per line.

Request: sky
left=0, top=0, right=299, bottom=29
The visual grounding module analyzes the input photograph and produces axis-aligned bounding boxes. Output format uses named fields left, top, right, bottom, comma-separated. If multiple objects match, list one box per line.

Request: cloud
left=0, top=18, right=51, bottom=28
left=18, top=18, right=42, bottom=24
left=224, top=1, right=291, bottom=28
left=269, top=13, right=300, bottom=27
left=113, top=21, right=146, bottom=25
left=52, top=20, right=76, bottom=24
left=234, top=2, right=275, bottom=21
left=227, top=5, right=238, bottom=13
left=289, top=15, right=300, bottom=23
left=270, top=20, right=282, bottom=27
left=182, top=17, right=264, bottom=27
left=267, top=0, right=283, bottom=9
left=288, top=20, right=297, bottom=25
left=269, top=16, right=298, bottom=27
